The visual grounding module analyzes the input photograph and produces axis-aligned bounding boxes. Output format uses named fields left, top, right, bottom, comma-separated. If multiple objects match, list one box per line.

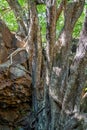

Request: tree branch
left=6, top=0, right=28, bottom=36
left=7, top=47, right=28, bottom=65
left=53, top=1, right=84, bottom=101
left=62, top=9, right=87, bottom=112
left=27, top=1, right=38, bottom=72
left=56, top=0, right=84, bottom=51
left=46, top=0, right=56, bottom=68
left=56, top=0, right=67, bottom=21
left=67, top=1, right=85, bottom=29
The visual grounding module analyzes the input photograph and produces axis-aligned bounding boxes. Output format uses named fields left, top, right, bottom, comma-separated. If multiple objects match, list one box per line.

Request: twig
left=7, top=48, right=28, bottom=64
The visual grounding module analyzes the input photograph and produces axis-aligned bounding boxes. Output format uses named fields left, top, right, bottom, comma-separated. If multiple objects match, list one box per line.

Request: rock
left=9, top=64, right=26, bottom=79
left=0, top=63, right=32, bottom=128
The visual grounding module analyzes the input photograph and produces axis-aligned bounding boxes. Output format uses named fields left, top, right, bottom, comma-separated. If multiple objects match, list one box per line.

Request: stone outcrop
left=0, top=43, right=32, bottom=129
left=0, top=62, right=32, bottom=127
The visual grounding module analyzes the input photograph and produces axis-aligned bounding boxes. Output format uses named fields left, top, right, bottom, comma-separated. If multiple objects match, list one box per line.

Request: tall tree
left=0, top=0, right=87, bottom=130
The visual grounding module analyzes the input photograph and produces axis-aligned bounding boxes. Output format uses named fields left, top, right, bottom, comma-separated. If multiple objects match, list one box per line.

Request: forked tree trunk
left=0, top=0, right=87, bottom=130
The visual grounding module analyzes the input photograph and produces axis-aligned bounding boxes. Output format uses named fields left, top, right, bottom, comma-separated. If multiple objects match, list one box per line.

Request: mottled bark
left=26, top=1, right=43, bottom=130
left=0, top=0, right=87, bottom=130
left=63, top=9, right=87, bottom=112
left=0, top=19, right=14, bottom=48
left=46, top=1, right=84, bottom=130
left=44, top=0, right=57, bottom=130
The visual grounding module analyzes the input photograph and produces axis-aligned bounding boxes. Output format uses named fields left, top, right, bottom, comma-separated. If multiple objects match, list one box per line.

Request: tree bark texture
left=0, top=0, right=87, bottom=130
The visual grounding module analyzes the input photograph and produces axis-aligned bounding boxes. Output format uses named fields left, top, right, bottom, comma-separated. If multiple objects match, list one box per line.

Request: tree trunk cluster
left=0, top=0, right=87, bottom=130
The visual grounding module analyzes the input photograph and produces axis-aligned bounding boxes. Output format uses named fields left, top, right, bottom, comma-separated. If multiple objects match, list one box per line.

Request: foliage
left=0, top=0, right=18, bottom=31
left=56, top=12, right=64, bottom=37
left=18, top=0, right=26, bottom=7
left=73, top=8, right=86, bottom=38
left=0, top=0, right=86, bottom=37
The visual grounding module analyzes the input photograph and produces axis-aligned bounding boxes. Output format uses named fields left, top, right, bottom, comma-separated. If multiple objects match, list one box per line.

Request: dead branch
left=7, top=42, right=29, bottom=65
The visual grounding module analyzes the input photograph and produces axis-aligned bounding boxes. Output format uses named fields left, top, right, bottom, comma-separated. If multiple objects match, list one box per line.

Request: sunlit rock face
left=0, top=63, right=32, bottom=127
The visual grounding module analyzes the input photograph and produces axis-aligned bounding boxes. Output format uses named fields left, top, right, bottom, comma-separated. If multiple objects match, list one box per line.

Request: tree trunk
left=0, top=0, right=87, bottom=130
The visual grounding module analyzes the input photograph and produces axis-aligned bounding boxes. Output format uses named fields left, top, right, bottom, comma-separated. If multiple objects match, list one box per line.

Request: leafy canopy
left=0, top=0, right=86, bottom=38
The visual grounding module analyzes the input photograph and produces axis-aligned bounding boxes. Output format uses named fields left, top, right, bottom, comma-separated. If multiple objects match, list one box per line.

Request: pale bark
left=48, top=1, right=85, bottom=130
left=63, top=9, right=87, bottom=112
